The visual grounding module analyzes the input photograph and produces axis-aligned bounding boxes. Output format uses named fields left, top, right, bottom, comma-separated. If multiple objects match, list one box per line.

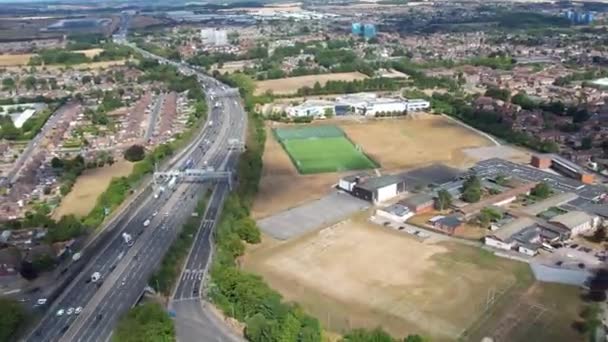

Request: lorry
left=122, top=232, right=134, bottom=247
left=143, top=219, right=151, bottom=227
left=91, top=272, right=101, bottom=283
left=167, top=176, right=177, bottom=190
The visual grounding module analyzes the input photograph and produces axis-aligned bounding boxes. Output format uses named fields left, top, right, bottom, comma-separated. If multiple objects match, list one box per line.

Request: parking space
left=257, top=191, right=369, bottom=240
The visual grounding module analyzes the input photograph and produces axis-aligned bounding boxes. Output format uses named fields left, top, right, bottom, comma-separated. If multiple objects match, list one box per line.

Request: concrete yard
left=257, top=191, right=369, bottom=240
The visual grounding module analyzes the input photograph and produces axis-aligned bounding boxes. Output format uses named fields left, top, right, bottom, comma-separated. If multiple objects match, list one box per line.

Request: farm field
left=254, top=72, right=368, bottom=95
left=0, top=48, right=104, bottom=66
left=275, top=125, right=377, bottom=174
left=53, top=160, right=133, bottom=219
left=339, top=115, right=494, bottom=171
left=243, top=217, right=539, bottom=340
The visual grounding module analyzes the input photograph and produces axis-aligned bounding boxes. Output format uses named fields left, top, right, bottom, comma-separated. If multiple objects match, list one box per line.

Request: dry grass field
left=0, top=48, right=104, bottom=66
left=0, top=54, right=33, bottom=66
left=254, top=72, right=368, bottom=95
left=243, top=217, right=531, bottom=340
left=53, top=160, right=133, bottom=219
left=340, top=116, right=493, bottom=171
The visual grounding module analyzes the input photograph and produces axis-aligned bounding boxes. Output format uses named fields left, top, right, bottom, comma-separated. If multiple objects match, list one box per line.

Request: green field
left=274, top=126, right=377, bottom=174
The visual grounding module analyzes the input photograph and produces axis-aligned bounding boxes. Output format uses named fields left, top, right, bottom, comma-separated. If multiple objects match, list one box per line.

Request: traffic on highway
left=25, top=43, right=247, bottom=342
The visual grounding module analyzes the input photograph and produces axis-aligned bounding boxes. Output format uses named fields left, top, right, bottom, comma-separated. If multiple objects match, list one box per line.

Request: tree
left=436, top=189, right=452, bottom=210
left=581, top=136, right=593, bottom=150
left=51, top=157, right=64, bottom=169
left=0, top=298, right=26, bottom=342
left=530, top=182, right=552, bottom=199
left=324, top=107, right=334, bottom=118
left=477, top=207, right=503, bottom=228
left=2, top=77, right=15, bottom=90
left=461, top=174, right=482, bottom=203
left=113, top=302, right=175, bottom=342
left=124, top=144, right=146, bottom=162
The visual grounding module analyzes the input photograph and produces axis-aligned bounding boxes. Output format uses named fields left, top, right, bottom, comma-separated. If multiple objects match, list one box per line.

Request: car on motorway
left=91, top=272, right=101, bottom=283
left=143, top=219, right=151, bottom=227
left=67, top=307, right=74, bottom=315
left=37, top=298, right=47, bottom=305
left=75, top=306, right=82, bottom=314
left=153, top=210, right=158, bottom=217
left=56, top=309, right=65, bottom=316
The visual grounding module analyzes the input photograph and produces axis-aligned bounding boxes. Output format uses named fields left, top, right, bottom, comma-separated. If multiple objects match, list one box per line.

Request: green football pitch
left=282, top=136, right=377, bottom=174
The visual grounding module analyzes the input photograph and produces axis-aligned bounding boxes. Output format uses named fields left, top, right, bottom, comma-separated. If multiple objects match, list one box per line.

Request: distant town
left=1, top=1, right=608, bottom=342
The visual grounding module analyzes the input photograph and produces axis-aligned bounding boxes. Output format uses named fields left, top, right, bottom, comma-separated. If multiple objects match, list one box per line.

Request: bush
left=124, top=144, right=146, bottom=162
left=113, top=302, right=175, bottom=342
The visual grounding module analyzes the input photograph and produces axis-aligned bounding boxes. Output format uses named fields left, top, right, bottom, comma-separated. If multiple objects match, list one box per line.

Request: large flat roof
left=473, top=158, right=606, bottom=201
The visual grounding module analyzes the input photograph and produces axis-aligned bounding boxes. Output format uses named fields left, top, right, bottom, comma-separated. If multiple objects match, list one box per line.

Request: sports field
left=274, top=125, right=377, bottom=174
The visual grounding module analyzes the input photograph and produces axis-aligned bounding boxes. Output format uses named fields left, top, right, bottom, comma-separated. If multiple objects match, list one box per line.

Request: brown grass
left=0, top=48, right=104, bottom=66
left=254, top=72, right=368, bottom=96
left=243, top=217, right=527, bottom=340
left=0, top=54, right=32, bottom=66
left=340, top=116, right=493, bottom=171
left=53, top=160, right=133, bottom=219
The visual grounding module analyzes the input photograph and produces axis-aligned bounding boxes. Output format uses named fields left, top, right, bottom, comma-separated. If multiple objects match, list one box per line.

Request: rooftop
left=401, top=193, right=434, bottom=207
left=381, top=203, right=411, bottom=217
left=550, top=211, right=595, bottom=230
left=521, top=192, right=579, bottom=216
left=356, top=175, right=403, bottom=192
left=493, top=217, right=537, bottom=241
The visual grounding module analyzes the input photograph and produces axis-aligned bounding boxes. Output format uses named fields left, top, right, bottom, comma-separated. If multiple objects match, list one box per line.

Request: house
left=376, top=203, right=414, bottom=223
left=432, top=215, right=464, bottom=235
left=340, top=174, right=406, bottom=203
left=0, top=247, right=20, bottom=276
left=401, top=194, right=435, bottom=214
left=549, top=211, right=599, bottom=236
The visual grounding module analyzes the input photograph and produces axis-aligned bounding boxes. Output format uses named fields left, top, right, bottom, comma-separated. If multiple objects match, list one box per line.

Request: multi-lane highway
left=25, top=54, right=247, bottom=341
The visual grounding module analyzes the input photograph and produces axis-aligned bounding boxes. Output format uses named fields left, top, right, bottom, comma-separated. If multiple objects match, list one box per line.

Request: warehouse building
left=531, top=154, right=595, bottom=184
left=339, top=174, right=406, bottom=203
left=484, top=217, right=568, bottom=256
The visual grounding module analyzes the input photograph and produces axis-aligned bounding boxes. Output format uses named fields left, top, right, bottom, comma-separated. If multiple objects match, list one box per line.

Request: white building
left=365, top=98, right=408, bottom=116
left=200, top=28, right=228, bottom=46
left=405, top=99, right=430, bottom=111
left=286, top=100, right=334, bottom=118
left=376, top=203, right=414, bottom=223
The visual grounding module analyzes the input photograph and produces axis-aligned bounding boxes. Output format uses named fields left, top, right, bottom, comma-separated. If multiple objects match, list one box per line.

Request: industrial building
left=200, top=28, right=228, bottom=46
left=339, top=173, right=406, bottom=203
left=549, top=211, right=599, bottom=237
left=531, top=154, right=595, bottom=184
left=484, top=217, right=569, bottom=256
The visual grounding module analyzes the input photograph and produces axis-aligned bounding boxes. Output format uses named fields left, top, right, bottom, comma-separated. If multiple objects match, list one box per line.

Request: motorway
left=25, top=65, right=246, bottom=341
